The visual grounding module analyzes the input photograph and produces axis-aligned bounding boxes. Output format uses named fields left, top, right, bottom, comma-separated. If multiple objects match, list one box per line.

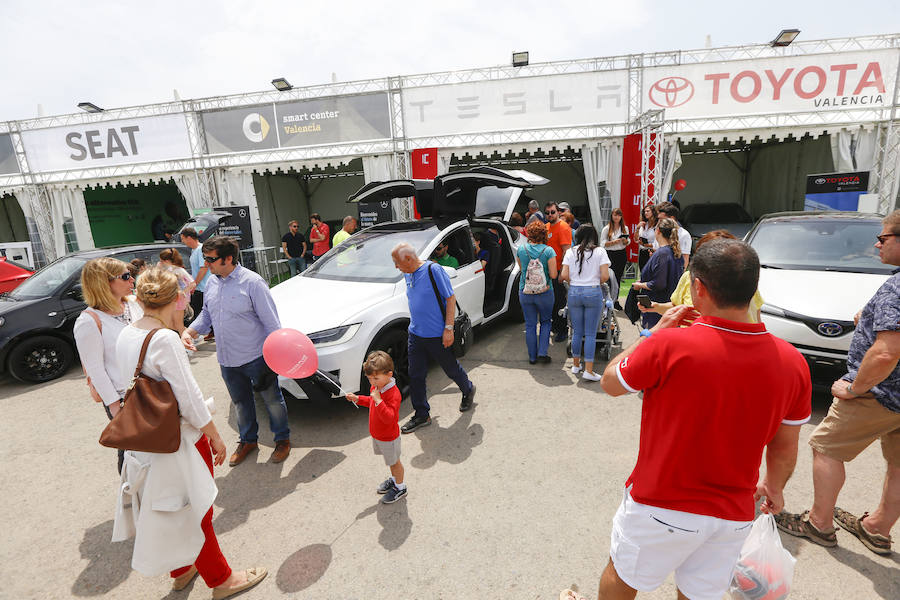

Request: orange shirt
left=546, top=220, right=573, bottom=270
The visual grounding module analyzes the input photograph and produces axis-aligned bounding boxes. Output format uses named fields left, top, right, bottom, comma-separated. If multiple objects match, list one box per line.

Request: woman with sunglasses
left=73, top=257, right=143, bottom=473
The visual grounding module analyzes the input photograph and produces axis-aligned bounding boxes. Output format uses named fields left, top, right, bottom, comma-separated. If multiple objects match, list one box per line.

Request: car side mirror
left=67, top=284, right=83, bottom=301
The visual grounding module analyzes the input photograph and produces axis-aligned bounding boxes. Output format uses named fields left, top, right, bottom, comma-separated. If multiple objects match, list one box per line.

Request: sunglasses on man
left=203, top=254, right=224, bottom=263
left=877, top=233, right=898, bottom=244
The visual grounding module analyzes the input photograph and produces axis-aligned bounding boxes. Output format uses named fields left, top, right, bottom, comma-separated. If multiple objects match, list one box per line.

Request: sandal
left=834, top=507, right=893, bottom=555
left=212, top=567, right=268, bottom=600
left=171, top=565, right=198, bottom=591
left=774, top=510, right=837, bottom=547
left=559, top=589, right=589, bottom=600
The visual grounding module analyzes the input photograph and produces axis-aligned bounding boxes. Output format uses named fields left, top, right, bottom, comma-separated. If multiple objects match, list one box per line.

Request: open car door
left=433, top=167, right=547, bottom=221
left=348, top=179, right=435, bottom=218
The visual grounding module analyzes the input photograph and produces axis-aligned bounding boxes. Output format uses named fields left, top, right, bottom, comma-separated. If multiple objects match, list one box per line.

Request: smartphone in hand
left=637, top=295, right=652, bottom=308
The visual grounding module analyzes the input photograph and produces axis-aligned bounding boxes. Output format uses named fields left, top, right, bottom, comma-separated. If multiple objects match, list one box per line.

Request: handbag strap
left=132, top=328, right=162, bottom=380
left=426, top=262, right=447, bottom=316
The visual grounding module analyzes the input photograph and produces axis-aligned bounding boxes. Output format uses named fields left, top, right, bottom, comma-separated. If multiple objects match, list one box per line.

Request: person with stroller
left=631, top=218, right=683, bottom=329
left=515, top=220, right=558, bottom=364
left=560, top=224, right=610, bottom=381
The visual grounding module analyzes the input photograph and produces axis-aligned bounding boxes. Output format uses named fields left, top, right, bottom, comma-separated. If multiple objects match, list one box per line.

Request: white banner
left=22, top=114, right=192, bottom=173
left=403, top=70, right=629, bottom=138
left=643, top=49, right=899, bottom=120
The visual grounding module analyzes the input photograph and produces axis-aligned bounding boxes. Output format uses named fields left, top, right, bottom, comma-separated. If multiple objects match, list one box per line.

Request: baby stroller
left=562, top=270, right=622, bottom=362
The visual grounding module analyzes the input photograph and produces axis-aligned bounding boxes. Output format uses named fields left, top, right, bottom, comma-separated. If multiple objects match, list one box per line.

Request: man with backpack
left=516, top=220, right=558, bottom=364
left=391, top=243, right=477, bottom=434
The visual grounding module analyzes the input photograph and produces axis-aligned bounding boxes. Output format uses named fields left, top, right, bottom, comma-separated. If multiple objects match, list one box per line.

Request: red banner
left=410, top=148, right=438, bottom=179
left=620, top=134, right=643, bottom=262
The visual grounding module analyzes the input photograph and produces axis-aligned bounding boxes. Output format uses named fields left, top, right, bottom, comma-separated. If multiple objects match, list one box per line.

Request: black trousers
left=638, top=248, right=651, bottom=271
left=551, top=278, right=568, bottom=336
left=104, top=403, right=125, bottom=474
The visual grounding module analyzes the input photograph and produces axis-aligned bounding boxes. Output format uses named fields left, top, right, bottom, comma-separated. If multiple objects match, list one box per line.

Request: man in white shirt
left=658, top=202, right=692, bottom=268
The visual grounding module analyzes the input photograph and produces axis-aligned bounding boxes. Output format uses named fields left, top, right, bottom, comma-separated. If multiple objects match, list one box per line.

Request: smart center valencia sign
left=642, top=49, right=898, bottom=119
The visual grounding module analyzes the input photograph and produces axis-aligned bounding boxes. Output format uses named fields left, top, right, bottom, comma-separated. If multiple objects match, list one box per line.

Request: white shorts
left=372, top=436, right=401, bottom=466
left=610, top=487, right=752, bottom=600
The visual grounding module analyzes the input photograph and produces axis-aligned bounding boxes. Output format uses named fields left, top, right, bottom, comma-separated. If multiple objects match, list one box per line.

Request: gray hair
left=391, top=242, right=417, bottom=260
left=528, top=199, right=540, bottom=211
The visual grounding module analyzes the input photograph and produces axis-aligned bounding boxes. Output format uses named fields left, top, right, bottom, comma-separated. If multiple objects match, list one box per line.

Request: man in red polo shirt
left=596, top=239, right=811, bottom=600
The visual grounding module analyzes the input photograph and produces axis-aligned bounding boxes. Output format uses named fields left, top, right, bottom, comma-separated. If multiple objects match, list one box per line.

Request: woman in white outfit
left=73, top=257, right=143, bottom=473
left=113, top=267, right=266, bottom=598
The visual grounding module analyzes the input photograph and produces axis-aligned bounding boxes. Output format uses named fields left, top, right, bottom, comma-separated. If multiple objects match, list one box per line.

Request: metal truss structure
left=630, top=110, right=665, bottom=208
left=1, top=34, right=898, bottom=250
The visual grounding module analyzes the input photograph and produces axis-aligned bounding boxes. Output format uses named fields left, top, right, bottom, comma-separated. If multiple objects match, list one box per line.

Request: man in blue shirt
left=776, top=210, right=900, bottom=556
left=181, top=227, right=214, bottom=340
left=181, top=236, right=291, bottom=466
left=391, top=243, right=476, bottom=433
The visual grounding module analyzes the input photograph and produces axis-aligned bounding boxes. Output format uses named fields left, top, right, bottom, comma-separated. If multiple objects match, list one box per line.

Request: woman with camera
left=112, top=267, right=266, bottom=598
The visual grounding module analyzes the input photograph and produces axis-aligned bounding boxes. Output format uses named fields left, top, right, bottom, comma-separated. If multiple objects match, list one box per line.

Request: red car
left=0, top=256, right=33, bottom=293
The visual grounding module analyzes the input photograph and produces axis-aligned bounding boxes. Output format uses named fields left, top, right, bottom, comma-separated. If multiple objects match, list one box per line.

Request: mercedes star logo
left=648, top=77, right=695, bottom=108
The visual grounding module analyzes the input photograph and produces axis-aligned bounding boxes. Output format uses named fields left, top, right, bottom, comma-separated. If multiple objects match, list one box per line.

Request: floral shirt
left=845, top=269, right=900, bottom=412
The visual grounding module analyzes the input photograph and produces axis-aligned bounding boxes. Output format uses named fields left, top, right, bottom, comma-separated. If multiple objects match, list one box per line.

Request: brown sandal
left=834, top=507, right=893, bottom=555
left=774, top=510, right=837, bottom=547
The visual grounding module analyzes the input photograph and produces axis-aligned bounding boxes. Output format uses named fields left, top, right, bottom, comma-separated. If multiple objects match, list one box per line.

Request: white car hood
left=758, top=268, right=889, bottom=321
left=270, top=275, right=397, bottom=334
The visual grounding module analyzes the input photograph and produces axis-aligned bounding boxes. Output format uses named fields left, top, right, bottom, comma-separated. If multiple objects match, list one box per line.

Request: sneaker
left=381, top=483, right=408, bottom=504
left=376, top=478, right=394, bottom=494
left=571, top=365, right=582, bottom=374
left=459, top=383, right=476, bottom=412
left=401, top=414, right=432, bottom=434
left=582, top=371, right=602, bottom=382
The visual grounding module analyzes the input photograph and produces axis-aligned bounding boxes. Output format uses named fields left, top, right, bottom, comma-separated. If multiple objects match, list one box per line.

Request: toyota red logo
left=649, top=77, right=695, bottom=108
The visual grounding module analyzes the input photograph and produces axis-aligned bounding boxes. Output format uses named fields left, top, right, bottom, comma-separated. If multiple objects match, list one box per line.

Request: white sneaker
left=571, top=365, right=582, bottom=374
left=582, top=371, right=602, bottom=382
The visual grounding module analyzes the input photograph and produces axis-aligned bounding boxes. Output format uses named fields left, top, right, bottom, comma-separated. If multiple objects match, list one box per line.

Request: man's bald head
left=392, top=242, right=422, bottom=273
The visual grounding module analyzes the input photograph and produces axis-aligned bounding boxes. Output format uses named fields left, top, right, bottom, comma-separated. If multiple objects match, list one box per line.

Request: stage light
left=512, top=51, right=529, bottom=67
left=271, top=78, right=293, bottom=91
left=77, top=102, right=103, bottom=113
left=771, top=29, right=800, bottom=47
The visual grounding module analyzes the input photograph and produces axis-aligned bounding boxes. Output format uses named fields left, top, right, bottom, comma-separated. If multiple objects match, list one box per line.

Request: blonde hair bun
left=135, top=267, right=179, bottom=308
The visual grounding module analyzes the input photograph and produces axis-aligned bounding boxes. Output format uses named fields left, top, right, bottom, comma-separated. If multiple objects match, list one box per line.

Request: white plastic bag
left=729, top=513, right=796, bottom=600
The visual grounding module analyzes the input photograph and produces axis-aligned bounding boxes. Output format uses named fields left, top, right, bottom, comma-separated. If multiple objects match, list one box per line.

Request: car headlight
left=0, top=316, right=4, bottom=327
left=760, top=303, right=786, bottom=317
left=306, top=323, right=361, bottom=348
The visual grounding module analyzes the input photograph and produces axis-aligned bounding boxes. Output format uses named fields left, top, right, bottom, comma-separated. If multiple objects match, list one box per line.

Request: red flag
left=411, top=148, right=438, bottom=180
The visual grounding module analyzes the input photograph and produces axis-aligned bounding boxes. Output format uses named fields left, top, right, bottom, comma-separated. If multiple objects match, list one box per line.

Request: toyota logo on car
left=817, top=322, right=844, bottom=337
left=649, top=77, right=695, bottom=108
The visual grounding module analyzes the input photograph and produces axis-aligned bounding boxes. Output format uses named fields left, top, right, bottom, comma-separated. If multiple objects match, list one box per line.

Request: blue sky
left=1, top=0, right=897, bottom=121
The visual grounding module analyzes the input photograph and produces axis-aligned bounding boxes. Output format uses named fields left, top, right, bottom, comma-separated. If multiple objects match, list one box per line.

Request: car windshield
left=303, top=227, right=436, bottom=283
left=748, top=219, right=891, bottom=274
left=683, top=204, right=752, bottom=224
left=9, top=255, right=88, bottom=299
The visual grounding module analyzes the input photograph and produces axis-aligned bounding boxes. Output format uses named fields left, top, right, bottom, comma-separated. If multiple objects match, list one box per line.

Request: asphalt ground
left=0, top=316, right=897, bottom=600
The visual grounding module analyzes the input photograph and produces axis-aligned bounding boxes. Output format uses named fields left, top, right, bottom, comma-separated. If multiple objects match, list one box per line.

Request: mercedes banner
left=202, top=93, right=391, bottom=154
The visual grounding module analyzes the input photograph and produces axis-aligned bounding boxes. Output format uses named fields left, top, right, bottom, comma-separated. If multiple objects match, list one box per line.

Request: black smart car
left=0, top=243, right=189, bottom=383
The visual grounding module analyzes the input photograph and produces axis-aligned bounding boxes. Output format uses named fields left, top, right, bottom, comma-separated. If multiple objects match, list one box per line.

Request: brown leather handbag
left=99, top=329, right=181, bottom=453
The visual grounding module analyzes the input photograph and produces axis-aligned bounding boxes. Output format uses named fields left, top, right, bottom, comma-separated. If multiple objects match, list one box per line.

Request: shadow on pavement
left=410, top=408, right=483, bottom=469
left=276, top=543, right=332, bottom=593
left=212, top=448, right=346, bottom=535
left=355, top=500, right=413, bottom=551
left=71, top=520, right=134, bottom=596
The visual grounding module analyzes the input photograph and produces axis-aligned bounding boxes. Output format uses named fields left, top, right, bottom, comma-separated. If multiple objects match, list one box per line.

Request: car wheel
left=363, top=328, right=410, bottom=397
left=7, top=335, right=75, bottom=383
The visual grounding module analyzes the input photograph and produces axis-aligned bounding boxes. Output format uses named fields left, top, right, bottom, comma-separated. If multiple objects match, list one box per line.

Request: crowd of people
left=71, top=200, right=900, bottom=599
left=280, top=213, right=360, bottom=277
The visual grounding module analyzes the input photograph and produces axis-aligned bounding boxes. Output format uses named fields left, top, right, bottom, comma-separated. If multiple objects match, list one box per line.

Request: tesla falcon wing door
left=348, top=179, right=439, bottom=219
left=433, top=167, right=545, bottom=222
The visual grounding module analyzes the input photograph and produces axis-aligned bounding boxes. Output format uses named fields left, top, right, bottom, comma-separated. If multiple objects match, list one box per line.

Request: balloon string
left=316, top=369, right=357, bottom=408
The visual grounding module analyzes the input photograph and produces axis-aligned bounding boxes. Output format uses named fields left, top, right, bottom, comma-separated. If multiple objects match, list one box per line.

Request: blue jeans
left=408, top=332, right=473, bottom=419
left=220, top=355, right=290, bottom=443
left=287, top=256, right=305, bottom=277
left=519, top=288, right=554, bottom=361
left=569, top=285, right=604, bottom=362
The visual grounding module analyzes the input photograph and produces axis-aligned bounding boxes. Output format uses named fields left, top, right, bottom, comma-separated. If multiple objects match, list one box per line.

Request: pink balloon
left=263, top=328, right=318, bottom=379
left=674, top=179, right=687, bottom=191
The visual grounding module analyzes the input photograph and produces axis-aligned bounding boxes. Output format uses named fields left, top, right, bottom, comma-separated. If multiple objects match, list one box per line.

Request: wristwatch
left=444, top=325, right=453, bottom=331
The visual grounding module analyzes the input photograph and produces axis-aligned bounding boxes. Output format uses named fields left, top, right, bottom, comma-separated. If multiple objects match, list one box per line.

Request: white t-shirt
left=73, top=300, right=143, bottom=406
left=638, top=223, right=659, bottom=250
left=600, top=225, right=629, bottom=252
left=677, top=223, right=692, bottom=255
left=562, top=246, right=611, bottom=286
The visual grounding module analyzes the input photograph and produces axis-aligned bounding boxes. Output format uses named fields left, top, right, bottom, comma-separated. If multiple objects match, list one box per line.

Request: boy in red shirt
left=346, top=351, right=407, bottom=504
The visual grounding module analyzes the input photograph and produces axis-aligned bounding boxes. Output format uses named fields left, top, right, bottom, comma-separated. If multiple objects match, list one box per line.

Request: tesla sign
left=643, top=49, right=898, bottom=119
